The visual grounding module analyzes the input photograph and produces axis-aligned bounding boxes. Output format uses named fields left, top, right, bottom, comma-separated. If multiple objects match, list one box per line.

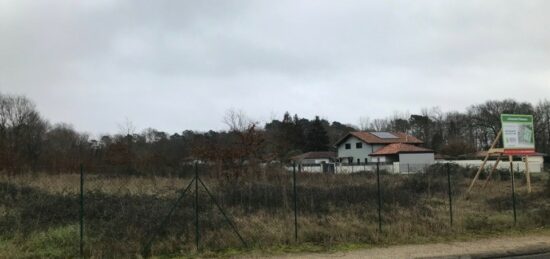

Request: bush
left=527, top=202, right=550, bottom=225
left=487, top=193, right=525, bottom=212
left=545, top=174, right=550, bottom=197
left=469, top=167, right=488, bottom=180
left=22, top=225, right=79, bottom=258
left=400, top=164, right=463, bottom=197
left=464, top=214, right=491, bottom=232
left=464, top=214, right=510, bottom=233
left=0, top=168, right=547, bottom=257
left=498, top=169, right=510, bottom=181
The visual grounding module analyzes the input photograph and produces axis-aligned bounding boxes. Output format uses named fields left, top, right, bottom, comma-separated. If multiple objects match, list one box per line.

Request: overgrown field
left=0, top=164, right=549, bottom=258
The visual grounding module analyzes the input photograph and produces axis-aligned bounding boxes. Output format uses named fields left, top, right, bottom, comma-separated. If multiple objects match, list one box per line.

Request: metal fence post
left=510, top=158, right=517, bottom=226
left=194, top=162, right=200, bottom=251
left=79, top=164, right=84, bottom=258
left=446, top=163, right=453, bottom=228
left=293, top=162, right=298, bottom=242
left=376, top=161, right=382, bottom=232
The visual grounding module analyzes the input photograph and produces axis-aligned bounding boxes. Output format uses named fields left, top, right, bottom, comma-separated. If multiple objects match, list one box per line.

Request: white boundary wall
left=288, top=160, right=544, bottom=174
left=435, top=160, right=543, bottom=173
left=290, top=163, right=410, bottom=174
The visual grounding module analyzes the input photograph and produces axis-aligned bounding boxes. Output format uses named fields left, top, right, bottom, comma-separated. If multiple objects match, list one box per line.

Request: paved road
left=504, top=252, right=550, bottom=259
left=265, top=234, right=550, bottom=259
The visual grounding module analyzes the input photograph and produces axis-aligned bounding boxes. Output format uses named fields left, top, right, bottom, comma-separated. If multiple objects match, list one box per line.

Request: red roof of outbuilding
left=291, top=151, right=336, bottom=161
left=369, top=143, right=433, bottom=156
left=335, top=132, right=423, bottom=146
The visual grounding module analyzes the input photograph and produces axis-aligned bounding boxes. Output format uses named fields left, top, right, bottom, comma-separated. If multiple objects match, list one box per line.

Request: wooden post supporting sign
left=467, top=130, right=502, bottom=193
left=525, top=155, right=531, bottom=193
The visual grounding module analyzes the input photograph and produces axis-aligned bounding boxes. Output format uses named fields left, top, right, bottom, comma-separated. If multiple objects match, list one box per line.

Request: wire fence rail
left=0, top=162, right=548, bottom=257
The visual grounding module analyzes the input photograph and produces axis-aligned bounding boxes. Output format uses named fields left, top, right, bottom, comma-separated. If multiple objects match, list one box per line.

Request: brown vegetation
left=0, top=164, right=548, bottom=257
left=1, top=93, right=550, bottom=179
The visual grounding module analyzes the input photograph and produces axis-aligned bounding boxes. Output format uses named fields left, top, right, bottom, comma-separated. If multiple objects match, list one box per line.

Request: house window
left=365, top=158, right=368, bottom=164
left=357, top=158, right=360, bottom=164
left=345, top=143, right=351, bottom=149
left=356, top=143, right=362, bottom=149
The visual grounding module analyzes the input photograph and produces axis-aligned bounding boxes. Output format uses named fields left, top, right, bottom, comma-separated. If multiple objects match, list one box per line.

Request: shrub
left=527, top=201, right=550, bottom=225
left=0, top=168, right=547, bottom=257
left=400, top=164, right=463, bottom=197
left=487, top=193, right=525, bottom=212
left=23, top=225, right=79, bottom=258
left=497, top=169, right=510, bottom=181
left=464, top=214, right=510, bottom=233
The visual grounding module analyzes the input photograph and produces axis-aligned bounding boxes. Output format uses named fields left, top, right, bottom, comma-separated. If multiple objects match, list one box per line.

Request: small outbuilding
left=291, top=151, right=337, bottom=173
left=368, top=143, right=435, bottom=164
left=291, top=151, right=336, bottom=165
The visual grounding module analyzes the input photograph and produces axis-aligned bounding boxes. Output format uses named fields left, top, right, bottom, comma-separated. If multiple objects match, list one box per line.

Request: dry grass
left=0, top=173, right=189, bottom=196
left=0, top=166, right=548, bottom=257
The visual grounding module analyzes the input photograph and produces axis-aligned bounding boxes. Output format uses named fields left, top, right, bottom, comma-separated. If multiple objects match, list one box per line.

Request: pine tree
left=305, top=116, right=329, bottom=151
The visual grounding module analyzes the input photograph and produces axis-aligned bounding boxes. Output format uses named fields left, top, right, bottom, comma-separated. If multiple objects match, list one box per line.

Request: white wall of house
left=337, top=136, right=385, bottom=163
left=399, top=153, right=435, bottom=165
left=396, top=153, right=435, bottom=173
left=370, top=156, right=388, bottom=163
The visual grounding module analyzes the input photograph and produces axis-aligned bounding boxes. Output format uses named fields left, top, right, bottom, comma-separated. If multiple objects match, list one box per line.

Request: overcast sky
left=1, top=1, right=549, bottom=135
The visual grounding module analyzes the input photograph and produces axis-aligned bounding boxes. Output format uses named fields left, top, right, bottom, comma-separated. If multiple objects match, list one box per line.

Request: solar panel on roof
left=371, top=132, right=399, bottom=139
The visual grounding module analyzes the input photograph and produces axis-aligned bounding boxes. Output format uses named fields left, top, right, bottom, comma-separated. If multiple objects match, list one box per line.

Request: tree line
left=0, top=93, right=548, bottom=175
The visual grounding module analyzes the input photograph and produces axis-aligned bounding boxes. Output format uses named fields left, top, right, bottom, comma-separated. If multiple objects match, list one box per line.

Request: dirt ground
left=268, top=234, right=550, bottom=259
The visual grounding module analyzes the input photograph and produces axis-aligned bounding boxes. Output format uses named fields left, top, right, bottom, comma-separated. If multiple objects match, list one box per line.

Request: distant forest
left=1, top=93, right=549, bottom=174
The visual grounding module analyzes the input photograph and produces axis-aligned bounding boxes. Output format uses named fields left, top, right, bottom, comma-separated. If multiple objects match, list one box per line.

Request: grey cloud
left=1, top=0, right=549, bottom=135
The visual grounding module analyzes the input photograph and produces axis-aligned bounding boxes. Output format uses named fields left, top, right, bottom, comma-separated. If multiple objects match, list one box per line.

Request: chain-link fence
left=0, top=162, right=548, bottom=257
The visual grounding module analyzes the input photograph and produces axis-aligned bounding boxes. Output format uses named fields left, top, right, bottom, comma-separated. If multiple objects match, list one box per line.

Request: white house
left=290, top=151, right=337, bottom=173
left=334, top=131, right=435, bottom=165
left=291, top=151, right=336, bottom=165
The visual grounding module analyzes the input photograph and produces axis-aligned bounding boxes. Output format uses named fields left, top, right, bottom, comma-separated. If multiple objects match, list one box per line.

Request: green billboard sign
left=501, top=114, right=535, bottom=149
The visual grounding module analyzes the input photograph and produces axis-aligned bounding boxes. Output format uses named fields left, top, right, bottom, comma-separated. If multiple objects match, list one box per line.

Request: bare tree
left=115, top=117, right=138, bottom=173
left=218, top=108, right=265, bottom=178
left=223, top=108, right=254, bottom=132
left=370, top=118, right=389, bottom=132
left=535, top=99, right=550, bottom=154
left=118, top=117, right=136, bottom=136
left=0, top=93, right=48, bottom=171
left=358, top=116, right=371, bottom=131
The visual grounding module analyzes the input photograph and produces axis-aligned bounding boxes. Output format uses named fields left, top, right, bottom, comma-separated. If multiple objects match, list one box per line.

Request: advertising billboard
left=501, top=114, right=535, bottom=150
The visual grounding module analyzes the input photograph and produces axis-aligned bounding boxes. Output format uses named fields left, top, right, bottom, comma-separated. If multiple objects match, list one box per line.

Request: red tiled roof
left=369, top=143, right=433, bottom=156
left=291, top=151, right=336, bottom=161
left=335, top=132, right=423, bottom=146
